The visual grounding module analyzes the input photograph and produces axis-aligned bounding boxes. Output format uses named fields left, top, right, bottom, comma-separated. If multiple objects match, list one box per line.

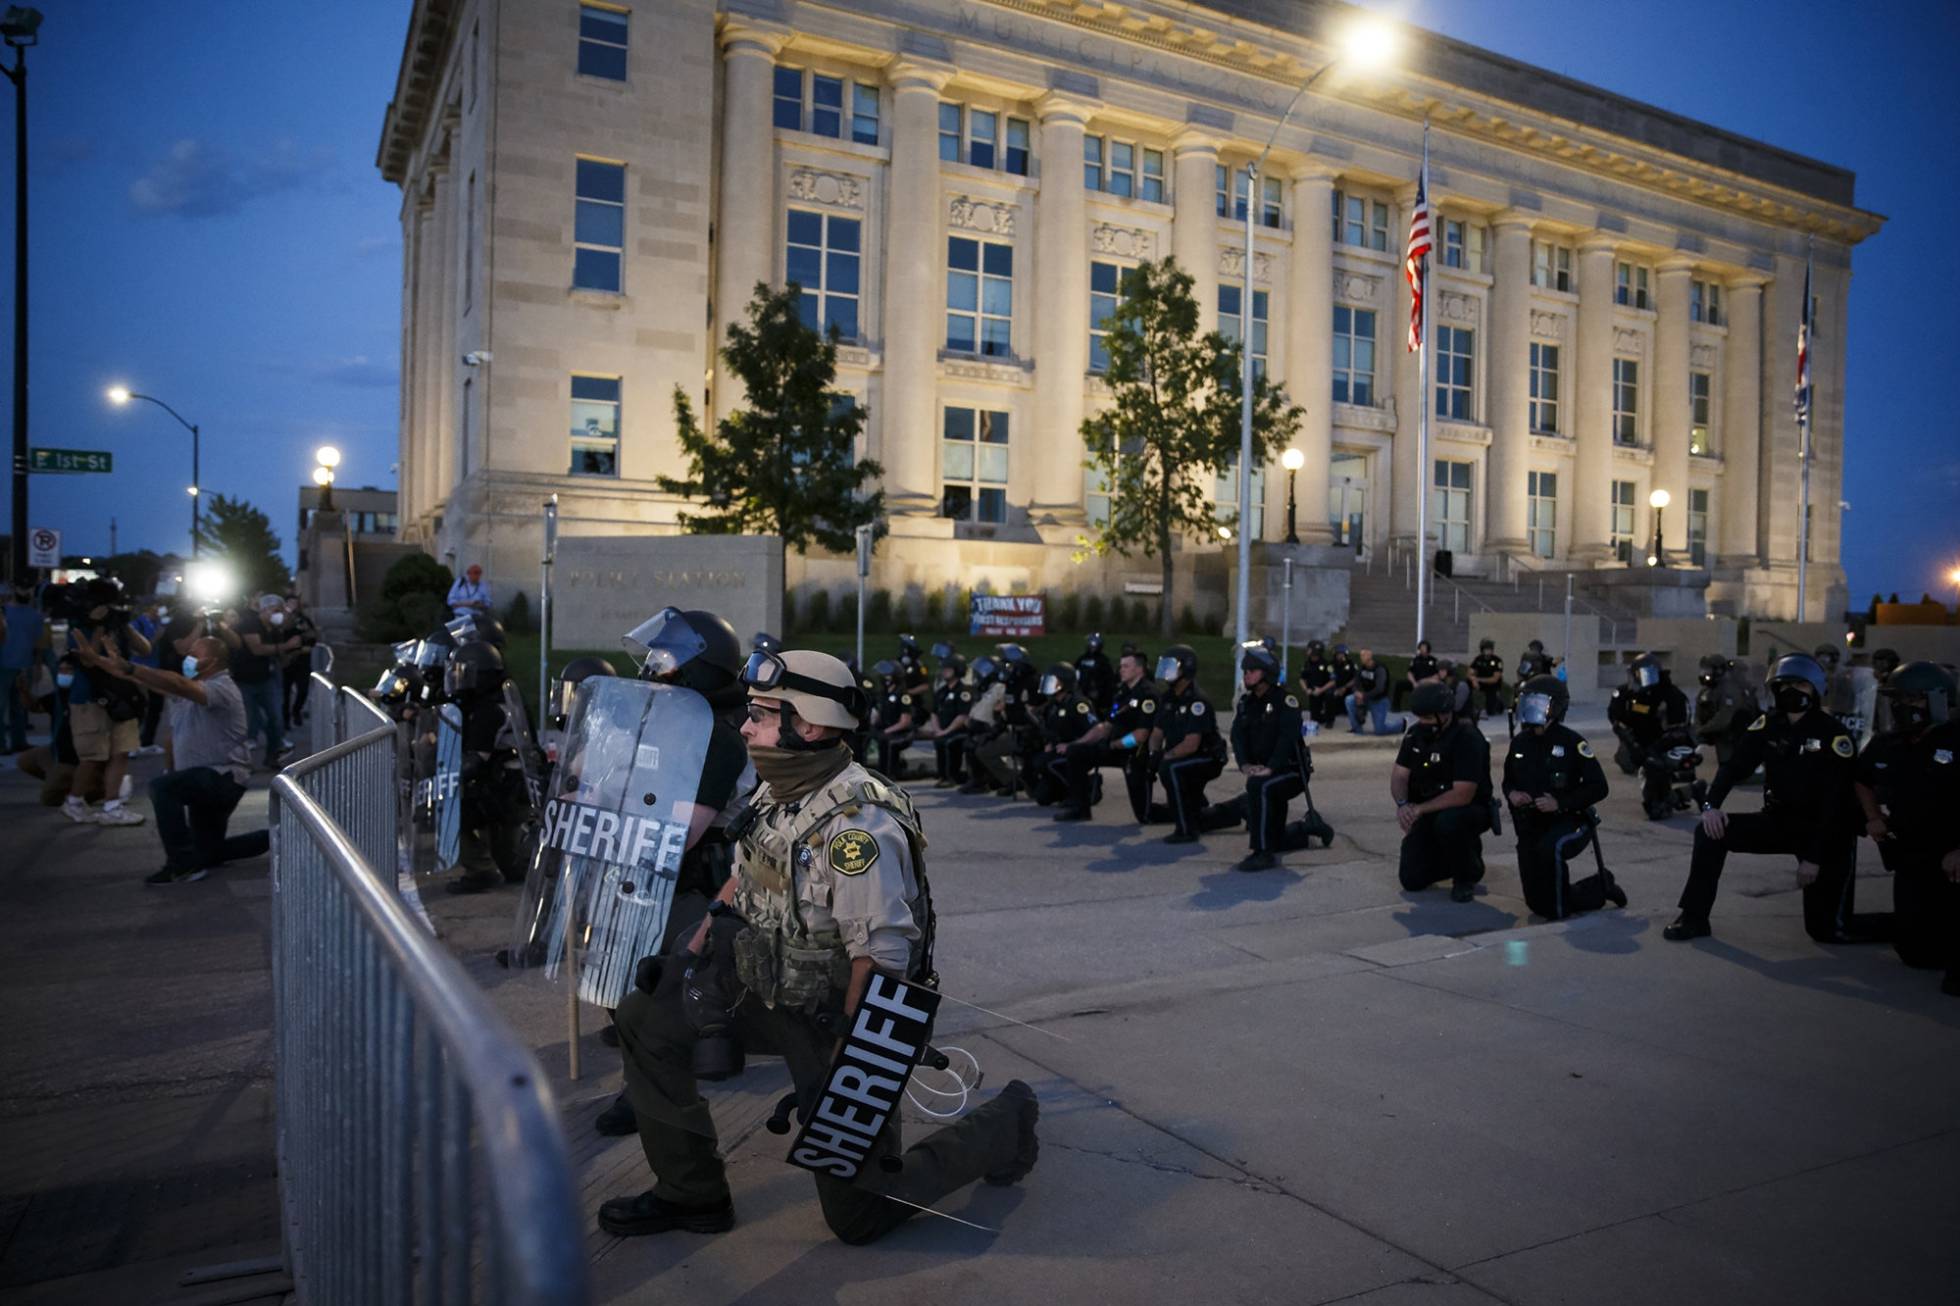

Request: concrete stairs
left=1335, top=558, right=1641, bottom=659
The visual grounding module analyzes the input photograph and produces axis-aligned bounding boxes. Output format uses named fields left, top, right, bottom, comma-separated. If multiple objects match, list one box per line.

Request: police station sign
left=969, top=593, right=1045, bottom=638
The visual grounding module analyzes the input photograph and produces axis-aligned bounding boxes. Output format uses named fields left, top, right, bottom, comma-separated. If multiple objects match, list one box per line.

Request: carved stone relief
left=948, top=196, right=1017, bottom=236
left=1334, top=272, right=1380, bottom=303
left=786, top=169, right=864, bottom=210
left=1614, top=327, right=1644, bottom=354
left=1439, top=291, right=1478, bottom=323
left=1217, top=246, right=1273, bottom=284
left=1529, top=310, right=1567, bottom=340
left=1091, top=224, right=1156, bottom=260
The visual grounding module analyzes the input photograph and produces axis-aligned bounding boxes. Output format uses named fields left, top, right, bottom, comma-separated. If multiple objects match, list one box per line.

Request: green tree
left=657, top=282, right=885, bottom=611
left=356, top=552, right=454, bottom=643
left=1078, top=259, right=1301, bottom=637
left=195, top=494, right=292, bottom=597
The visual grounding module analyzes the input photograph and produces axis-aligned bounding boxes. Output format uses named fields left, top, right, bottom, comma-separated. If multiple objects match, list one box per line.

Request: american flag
left=1794, top=256, right=1813, bottom=424
left=1404, top=170, right=1432, bottom=352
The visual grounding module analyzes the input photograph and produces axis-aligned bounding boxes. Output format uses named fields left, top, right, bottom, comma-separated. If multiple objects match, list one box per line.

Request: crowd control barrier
left=271, top=729, right=589, bottom=1304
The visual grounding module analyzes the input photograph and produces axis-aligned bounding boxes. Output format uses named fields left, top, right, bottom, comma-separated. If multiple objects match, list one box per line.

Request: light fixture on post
left=1646, top=488, right=1670, bottom=569
left=1281, top=446, right=1305, bottom=544
left=313, top=445, right=341, bottom=512
left=107, top=384, right=202, bottom=556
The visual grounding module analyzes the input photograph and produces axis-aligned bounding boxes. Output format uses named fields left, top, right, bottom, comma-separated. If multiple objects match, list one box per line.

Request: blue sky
left=2, top=0, right=1955, bottom=605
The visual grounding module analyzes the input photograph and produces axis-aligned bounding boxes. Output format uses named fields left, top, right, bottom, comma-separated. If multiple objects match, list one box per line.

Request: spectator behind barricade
left=65, top=596, right=151, bottom=827
left=232, top=593, right=302, bottom=768
left=13, top=653, right=104, bottom=806
left=2, top=581, right=51, bottom=754
left=130, top=601, right=167, bottom=756
left=73, top=634, right=264, bottom=885
left=447, top=564, right=492, bottom=619
left=281, top=594, right=320, bottom=730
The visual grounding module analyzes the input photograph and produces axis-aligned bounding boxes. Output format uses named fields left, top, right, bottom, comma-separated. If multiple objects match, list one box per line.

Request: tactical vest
left=730, top=766, right=934, bottom=1012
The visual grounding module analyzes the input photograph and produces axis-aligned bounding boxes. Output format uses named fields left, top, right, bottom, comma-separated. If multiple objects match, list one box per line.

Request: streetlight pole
left=1281, top=446, right=1304, bottom=544
left=107, top=388, right=201, bottom=556
left=3, top=7, right=43, bottom=584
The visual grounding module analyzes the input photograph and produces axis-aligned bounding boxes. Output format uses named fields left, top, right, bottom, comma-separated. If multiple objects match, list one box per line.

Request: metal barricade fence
left=307, top=672, right=340, bottom=758
left=272, top=729, right=588, bottom=1305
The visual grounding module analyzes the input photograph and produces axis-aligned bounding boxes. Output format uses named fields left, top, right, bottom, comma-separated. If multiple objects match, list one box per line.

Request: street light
left=106, top=385, right=201, bottom=557
left=1233, top=13, right=1398, bottom=668
left=3, top=6, right=44, bottom=583
left=313, top=445, right=340, bottom=512
left=1281, top=446, right=1305, bottom=544
left=1646, top=488, right=1671, bottom=569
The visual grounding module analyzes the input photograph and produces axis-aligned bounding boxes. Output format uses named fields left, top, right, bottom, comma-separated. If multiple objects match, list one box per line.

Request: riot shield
left=404, top=705, right=441, bottom=877
left=498, top=680, right=547, bottom=811
left=433, top=703, right=465, bottom=869
left=508, top=678, right=714, bottom=1010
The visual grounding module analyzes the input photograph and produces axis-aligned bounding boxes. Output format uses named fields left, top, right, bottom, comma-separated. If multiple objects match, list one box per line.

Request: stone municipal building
left=379, top=0, right=1880, bottom=626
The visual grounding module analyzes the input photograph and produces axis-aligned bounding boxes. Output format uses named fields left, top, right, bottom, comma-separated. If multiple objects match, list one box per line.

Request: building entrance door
left=1328, top=453, right=1369, bottom=558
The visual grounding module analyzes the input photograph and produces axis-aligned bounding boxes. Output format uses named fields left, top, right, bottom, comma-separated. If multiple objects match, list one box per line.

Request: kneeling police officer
left=1392, top=681, right=1495, bottom=901
left=1155, top=644, right=1225, bottom=844
left=1503, top=675, right=1626, bottom=919
left=1854, top=662, right=1960, bottom=996
left=601, top=648, right=1038, bottom=1244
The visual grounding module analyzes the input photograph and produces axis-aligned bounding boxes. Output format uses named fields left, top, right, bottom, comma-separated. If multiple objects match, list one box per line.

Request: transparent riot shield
left=498, top=680, right=547, bottom=812
left=433, top=703, right=465, bottom=869
left=508, top=678, right=714, bottom=1010
left=1839, top=666, right=1877, bottom=750
left=405, top=704, right=442, bottom=878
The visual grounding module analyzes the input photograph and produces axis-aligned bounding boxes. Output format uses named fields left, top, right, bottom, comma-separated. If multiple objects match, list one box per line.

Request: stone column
left=1389, top=184, right=1421, bottom=545
left=1029, top=93, right=1095, bottom=524
left=878, top=57, right=956, bottom=515
left=1718, top=273, right=1766, bottom=566
left=1280, top=165, right=1336, bottom=545
left=1570, top=234, right=1618, bottom=561
left=1652, top=256, right=1695, bottom=555
left=430, top=166, right=458, bottom=503
left=713, top=23, right=787, bottom=421
left=1171, top=131, right=1220, bottom=326
left=1484, top=212, right=1534, bottom=563
left=1761, top=253, right=1806, bottom=569
left=404, top=195, right=431, bottom=524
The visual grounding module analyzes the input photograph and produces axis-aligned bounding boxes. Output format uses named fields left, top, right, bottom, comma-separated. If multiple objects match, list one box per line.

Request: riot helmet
left=1812, top=643, right=1841, bottom=671
left=1629, top=653, right=1664, bottom=690
left=1766, top=653, right=1828, bottom=714
left=1038, top=663, right=1078, bottom=698
left=930, top=640, right=957, bottom=661
left=622, top=607, right=745, bottom=709
left=938, top=651, right=968, bottom=680
left=970, top=654, right=999, bottom=686
left=1515, top=673, right=1569, bottom=728
left=411, top=625, right=457, bottom=669
left=996, top=642, right=1030, bottom=665
left=873, top=658, right=902, bottom=684
left=1479, top=638, right=1496, bottom=654
left=549, top=654, right=616, bottom=725
left=371, top=665, right=413, bottom=704
left=753, top=631, right=782, bottom=655
left=742, top=648, right=865, bottom=732
left=1527, top=639, right=1546, bottom=654
left=1305, top=639, right=1327, bottom=662
left=444, top=640, right=506, bottom=698
left=1697, top=652, right=1730, bottom=686
left=1409, top=681, right=1456, bottom=722
left=1331, top=643, right=1350, bottom=659
left=1239, top=640, right=1279, bottom=682
left=1871, top=648, right=1902, bottom=680
left=447, top=612, right=507, bottom=649
left=1155, top=644, right=1198, bottom=685
left=1879, top=661, right=1956, bottom=731
left=1084, top=632, right=1104, bottom=654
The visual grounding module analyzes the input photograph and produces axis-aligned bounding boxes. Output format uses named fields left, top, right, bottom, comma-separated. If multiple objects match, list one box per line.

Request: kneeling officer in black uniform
left=1030, top=663, right=1097, bottom=805
left=1225, top=642, right=1327, bottom=873
left=1503, top=674, right=1626, bottom=919
left=601, top=648, right=1038, bottom=1244
left=1155, top=645, right=1226, bottom=844
left=1392, top=681, right=1494, bottom=901
left=1854, top=662, right=1960, bottom=996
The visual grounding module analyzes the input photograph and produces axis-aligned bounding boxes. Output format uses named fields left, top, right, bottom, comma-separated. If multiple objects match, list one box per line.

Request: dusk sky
left=3, top=0, right=1955, bottom=605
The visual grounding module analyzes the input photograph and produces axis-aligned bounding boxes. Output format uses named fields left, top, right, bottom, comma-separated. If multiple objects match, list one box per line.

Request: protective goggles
left=740, top=650, right=858, bottom=710
left=621, top=607, right=707, bottom=679
left=1516, top=692, right=1555, bottom=726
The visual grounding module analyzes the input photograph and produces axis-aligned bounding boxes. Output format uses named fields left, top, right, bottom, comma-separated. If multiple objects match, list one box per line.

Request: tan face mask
left=748, top=742, right=851, bottom=802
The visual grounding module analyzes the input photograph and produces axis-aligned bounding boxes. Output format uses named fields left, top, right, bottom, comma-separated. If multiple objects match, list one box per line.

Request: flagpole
left=1413, top=127, right=1431, bottom=647
left=1796, top=236, right=1813, bottom=620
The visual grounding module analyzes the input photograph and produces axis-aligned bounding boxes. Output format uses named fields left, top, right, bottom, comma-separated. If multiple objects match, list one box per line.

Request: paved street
left=5, top=712, right=1958, bottom=1305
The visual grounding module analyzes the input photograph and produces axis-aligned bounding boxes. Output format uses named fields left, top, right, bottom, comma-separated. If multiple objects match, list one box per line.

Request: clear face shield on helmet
left=622, top=607, right=707, bottom=680
left=372, top=666, right=411, bottom=701
left=444, top=614, right=481, bottom=645
left=391, top=639, right=420, bottom=666
left=410, top=638, right=450, bottom=669
left=1516, top=691, right=1556, bottom=727
left=1632, top=662, right=1661, bottom=689
left=1154, top=654, right=1182, bottom=684
left=1038, top=672, right=1064, bottom=697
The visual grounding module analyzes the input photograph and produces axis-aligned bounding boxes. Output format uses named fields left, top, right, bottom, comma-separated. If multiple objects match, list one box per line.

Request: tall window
left=1529, top=342, right=1559, bottom=433
left=1432, top=460, right=1472, bottom=553
left=1610, top=480, right=1637, bottom=562
left=941, top=103, right=1030, bottom=175
left=1434, top=325, right=1474, bottom=421
left=569, top=375, right=620, bottom=476
left=578, top=4, right=628, bottom=80
left=1527, top=470, right=1556, bottom=558
left=786, top=210, right=861, bottom=341
left=1089, top=261, right=1122, bottom=372
left=1688, top=488, right=1710, bottom=566
left=1085, top=465, right=1111, bottom=526
left=774, top=67, right=878, bottom=144
left=1441, top=219, right=1486, bottom=273
left=946, top=236, right=1012, bottom=356
left=1218, top=284, right=1268, bottom=382
left=1217, top=165, right=1282, bottom=227
left=1084, top=137, right=1163, bottom=201
left=1333, top=189, right=1390, bottom=251
left=1332, top=306, right=1377, bottom=406
left=1215, top=457, right=1266, bottom=539
left=1531, top=240, right=1572, bottom=291
left=1615, top=262, right=1651, bottom=309
left=1612, top=358, right=1640, bottom=445
left=1689, top=370, right=1713, bottom=455
left=573, top=158, right=624, bottom=292
left=1690, top=279, right=1723, bottom=325
left=941, top=407, right=1009, bottom=523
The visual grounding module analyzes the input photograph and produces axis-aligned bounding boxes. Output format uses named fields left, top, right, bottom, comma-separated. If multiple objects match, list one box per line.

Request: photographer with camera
left=59, top=582, right=151, bottom=827
left=279, top=595, right=320, bottom=731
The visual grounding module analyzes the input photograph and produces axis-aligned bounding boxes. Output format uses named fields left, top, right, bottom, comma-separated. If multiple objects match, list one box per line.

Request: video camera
left=46, top=578, right=131, bottom=634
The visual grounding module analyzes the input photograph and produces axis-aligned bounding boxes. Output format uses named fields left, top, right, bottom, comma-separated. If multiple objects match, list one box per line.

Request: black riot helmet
left=930, top=640, right=957, bottom=661
left=1239, top=640, right=1280, bottom=681
left=1154, top=644, right=1198, bottom=686
left=897, top=634, right=923, bottom=666
left=1766, top=653, right=1828, bottom=711
left=1409, top=681, right=1456, bottom=721
left=1514, top=673, right=1569, bottom=728
left=411, top=624, right=459, bottom=693
left=1812, top=643, right=1842, bottom=671
left=1527, top=639, right=1546, bottom=654
left=371, top=665, right=413, bottom=705
left=1038, top=663, right=1078, bottom=697
left=1479, top=638, right=1495, bottom=653
left=1305, top=639, right=1327, bottom=661
left=939, top=651, right=968, bottom=679
left=970, top=654, right=999, bottom=686
left=444, top=640, right=506, bottom=698
left=1870, top=647, right=1902, bottom=680
left=1629, top=653, right=1665, bottom=691
left=1331, top=643, right=1351, bottom=660
left=447, top=612, right=507, bottom=649
left=1084, top=632, right=1104, bottom=654
left=872, top=658, right=902, bottom=684
left=622, top=607, right=745, bottom=709
left=1879, top=661, right=1956, bottom=729
left=549, top=654, right=616, bottom=725
left=996, top=642, right=1029, bottom=666
left=1697, top=653, right=1731, bottom=687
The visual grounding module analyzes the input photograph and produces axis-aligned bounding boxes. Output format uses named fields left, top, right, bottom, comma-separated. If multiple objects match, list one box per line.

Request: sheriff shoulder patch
left=827, top=828, right=879, bottom=876
left=1190, top=701, right=1207, bottom=717
left=960, top=691, right=972, bottom=702
left=1141, top=699, right=1157, bottom=714
left=1285, top=695, right=1300, bottom=708
left=1075, top=701, right=1091, bottom=714
left=1577, top=739, right=1595, bottom=759
left=1747, top=715, right=1768, bottom=732
left=1831, top=735, right=1854, bottom=759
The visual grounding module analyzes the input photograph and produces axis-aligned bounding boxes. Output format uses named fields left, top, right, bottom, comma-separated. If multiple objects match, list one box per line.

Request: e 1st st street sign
left=29, top=447, right=114, bottom=474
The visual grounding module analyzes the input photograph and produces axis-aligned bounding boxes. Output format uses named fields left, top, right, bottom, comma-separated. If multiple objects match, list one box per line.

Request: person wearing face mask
left=600, top=646, right=1038, bottom=1244
left=72, top=635, right=261, bottom=885
left=14, top=654, right=103, bottom=807
left=0, top=583, right=50, bottom=754
left=1392, top=681, right=1494, bottom=902
left=231, top=593, right=303, bottom=768
left=1503, top=674, right=1625, bottom=920
left=1666, top=654, right=1868, bottom=943
left=1853, top=662, right=1960, bottom=996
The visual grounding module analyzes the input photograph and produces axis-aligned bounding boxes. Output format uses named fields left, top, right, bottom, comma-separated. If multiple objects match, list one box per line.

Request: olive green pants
left=614, top=961, right=1024, bottom=1245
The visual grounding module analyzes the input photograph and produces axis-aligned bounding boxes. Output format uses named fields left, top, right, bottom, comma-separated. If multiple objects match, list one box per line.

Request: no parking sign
left=27, top=528, right=60, bottom=568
